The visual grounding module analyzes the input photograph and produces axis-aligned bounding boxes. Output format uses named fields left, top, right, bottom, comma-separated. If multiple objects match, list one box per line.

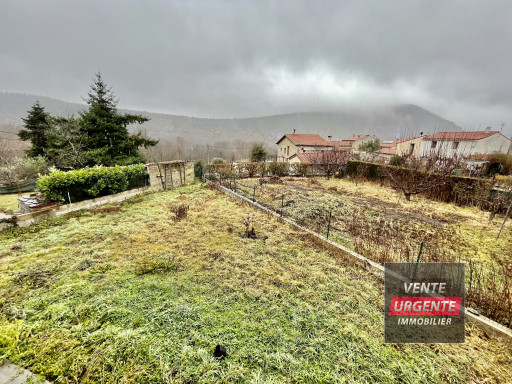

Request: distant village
left=275, top=128, right=512, bottom=176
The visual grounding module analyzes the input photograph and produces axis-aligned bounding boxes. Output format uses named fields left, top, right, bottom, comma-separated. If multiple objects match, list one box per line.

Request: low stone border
left=3, top=187, right=150, bottom=230
left=210, top=181, right=512, bottom=346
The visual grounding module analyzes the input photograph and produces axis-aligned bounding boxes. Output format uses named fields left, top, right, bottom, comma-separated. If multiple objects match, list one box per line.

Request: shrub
left=194, top=160, right=204, bottom=178
left=249, top=143, right=268, bottom=162
left=206, top=163, right=233, bottom=179
left=267, top=162, right=289, bottom=176
left=211, top=158, right=226, bottom=165
left=389, top=155, right=404, bottom=166
left=37, top=164, right=146, bottom=202
left=169, top=204, right=189, bottom=220
left=290, top=163, right=310, bottom=177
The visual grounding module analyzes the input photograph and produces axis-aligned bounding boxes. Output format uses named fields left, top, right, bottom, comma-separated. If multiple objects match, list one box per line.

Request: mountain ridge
left=0, top=92, right=462, bottom=144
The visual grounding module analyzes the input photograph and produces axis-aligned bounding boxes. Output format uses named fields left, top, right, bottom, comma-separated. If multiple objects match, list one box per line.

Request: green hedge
left=37, top=164, right=147, bottom=202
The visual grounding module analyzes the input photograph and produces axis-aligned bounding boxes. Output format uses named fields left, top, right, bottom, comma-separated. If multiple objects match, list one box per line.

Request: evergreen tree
left=358, top=139, right=381, bottom=152
left=79, top=73, right=158, bottom=166
left=249, top=143, right=267, bottom=162
left=18, top=101, right=50, bottom=158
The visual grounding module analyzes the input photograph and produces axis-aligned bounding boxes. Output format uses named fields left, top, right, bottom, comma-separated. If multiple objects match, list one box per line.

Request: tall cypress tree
left=18, top=101, right=50, bottom=158
left=79, top=73, right=158, bottom=166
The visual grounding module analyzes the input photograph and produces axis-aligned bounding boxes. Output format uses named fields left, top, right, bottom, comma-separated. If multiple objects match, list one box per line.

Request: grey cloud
left=1, top=0, right=511, bottom=134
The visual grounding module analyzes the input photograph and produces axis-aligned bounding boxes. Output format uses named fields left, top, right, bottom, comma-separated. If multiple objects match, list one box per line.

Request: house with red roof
left=276, top=133, right=333, bottom=162
left=418, top=128, right=511, bottom=158
left=338, top=134, right=377, bottom=151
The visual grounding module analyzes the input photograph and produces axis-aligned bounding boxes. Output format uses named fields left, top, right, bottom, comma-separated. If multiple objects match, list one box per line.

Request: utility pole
left=207, top=144, right=210, bottom=165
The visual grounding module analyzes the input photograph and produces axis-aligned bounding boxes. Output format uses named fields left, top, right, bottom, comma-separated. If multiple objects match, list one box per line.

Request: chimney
left=420, top=132, right=423, bottom=136
left=293, top=129, right=296, bottom=134
left=485, top=127, right=491, bottom=133
left=328, top=135, right=332, bottom=141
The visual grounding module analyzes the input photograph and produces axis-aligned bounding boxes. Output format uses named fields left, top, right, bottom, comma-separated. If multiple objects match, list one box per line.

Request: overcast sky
left=1, top=0, right=511, bottom=134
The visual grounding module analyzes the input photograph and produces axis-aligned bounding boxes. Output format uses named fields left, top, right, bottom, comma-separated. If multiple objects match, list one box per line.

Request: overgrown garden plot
left=229, top=177, right=512, bottom=327
left=0, top=183, right=511, bottom=383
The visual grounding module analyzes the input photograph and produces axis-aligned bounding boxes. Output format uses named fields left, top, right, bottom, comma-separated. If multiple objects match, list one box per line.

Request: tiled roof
left=380, top=141, right=396, bottom=148
left=380, top=138, right=415, bottom=149
left=276, top=134, right=333, bottom=146
left=375, top=147, right=396, bottom=155
left=332, top=140, right=352, bottom=148
left=292, top=152, right=325, bottom=163
left=423, top=131, right=499, bottom=141
left=345, top=134, right=370, bottom=141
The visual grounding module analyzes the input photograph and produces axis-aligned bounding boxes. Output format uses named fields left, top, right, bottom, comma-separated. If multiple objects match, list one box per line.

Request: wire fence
left=214, top=174, right=455, bottom=265
left=207, top=173, right=512, bottom=327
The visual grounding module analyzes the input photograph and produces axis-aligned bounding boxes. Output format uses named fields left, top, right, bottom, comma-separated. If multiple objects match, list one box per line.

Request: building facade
left=276, top=134, right=333, bottom=162
left=418, top=130, right=511, bottom=158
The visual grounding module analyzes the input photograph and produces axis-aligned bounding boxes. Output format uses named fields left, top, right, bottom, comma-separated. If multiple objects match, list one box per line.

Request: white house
left=276, top=133, right=333, bottom=162
left=419, top=129, right=512, bottom=158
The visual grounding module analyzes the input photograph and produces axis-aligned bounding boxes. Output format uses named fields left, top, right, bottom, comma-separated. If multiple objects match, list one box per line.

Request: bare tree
left=385, top=148, right=463, bottom=201
left=310, top=150, right=351, bottom=178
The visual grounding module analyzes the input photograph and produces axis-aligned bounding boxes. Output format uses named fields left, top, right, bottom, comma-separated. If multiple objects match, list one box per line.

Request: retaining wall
left=11, top=186, right=149, bottom=228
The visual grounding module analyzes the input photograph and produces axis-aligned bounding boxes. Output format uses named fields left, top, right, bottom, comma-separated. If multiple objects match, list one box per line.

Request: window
left=452, top=142, right=459, bottom=149
left=287, top=146, right=289, bottom=156
left=431, top=141, right=437, bottom=148
left=409, top=143, right=415, bottom=155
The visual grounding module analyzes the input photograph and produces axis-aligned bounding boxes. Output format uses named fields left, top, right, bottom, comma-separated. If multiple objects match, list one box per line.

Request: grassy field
left=0, top=194, right=18, bottom=214
left=230, top=176, right=512, bottom=326
left=0, top=182, right=511, bottom=383
left=234, top=177, right=512, bottom=266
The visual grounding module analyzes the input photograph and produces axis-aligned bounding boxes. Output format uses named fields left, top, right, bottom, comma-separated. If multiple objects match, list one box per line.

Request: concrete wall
left=277, top=137, right=298, bottom=162
left=352, top=136, right=375, bottom=150
left=473, top=133, right=511, bottom=155
left=146, top=163, right=186, bottom=191
left=8, top=187, right=149, bottom=229
left=396, top=137, right=423, bottom=157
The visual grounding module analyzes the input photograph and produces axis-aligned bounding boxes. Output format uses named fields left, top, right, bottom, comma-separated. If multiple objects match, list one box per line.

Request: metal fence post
left=412, top=241, right=424, bottom=282
left=326, top=210, right=332, bottom=239
left=252, top=186, right=256, bottom=202
left=281, top=194, right=284, bottom=215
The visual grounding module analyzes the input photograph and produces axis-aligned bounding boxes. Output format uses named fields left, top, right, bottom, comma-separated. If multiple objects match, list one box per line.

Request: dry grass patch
left=0, top=182, right=511, bottom=383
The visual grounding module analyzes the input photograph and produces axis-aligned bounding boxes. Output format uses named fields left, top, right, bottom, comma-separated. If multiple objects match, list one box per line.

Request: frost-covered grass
left=0, top=182, right=511, bottom=383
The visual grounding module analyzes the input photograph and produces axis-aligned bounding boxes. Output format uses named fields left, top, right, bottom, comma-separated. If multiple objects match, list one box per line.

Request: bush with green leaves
left=211, top=158, right=226, bottom=165
left=389, top=155, right=404, bottom=166
left=37, top=164, right=146, bottom=202
left=193, top=160, right=204, bottom=178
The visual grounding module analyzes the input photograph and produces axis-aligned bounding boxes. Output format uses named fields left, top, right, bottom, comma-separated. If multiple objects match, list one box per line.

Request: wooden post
left=497, top=199, right=512, bottom=240
left=326, top=210, right=332, bottom=239
left=156, top=163, right=165, bottom=190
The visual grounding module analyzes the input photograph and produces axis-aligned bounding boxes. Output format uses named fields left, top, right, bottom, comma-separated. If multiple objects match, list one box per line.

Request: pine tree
left=18, top=101, right=50, bottom=158
left=79, top=73, right=158, bottom=166
left=249, top=143, right=268, bottom=162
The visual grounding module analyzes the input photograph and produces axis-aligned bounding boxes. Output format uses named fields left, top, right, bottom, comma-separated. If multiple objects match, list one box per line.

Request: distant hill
left=0, top=92, right=461, bottom=144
